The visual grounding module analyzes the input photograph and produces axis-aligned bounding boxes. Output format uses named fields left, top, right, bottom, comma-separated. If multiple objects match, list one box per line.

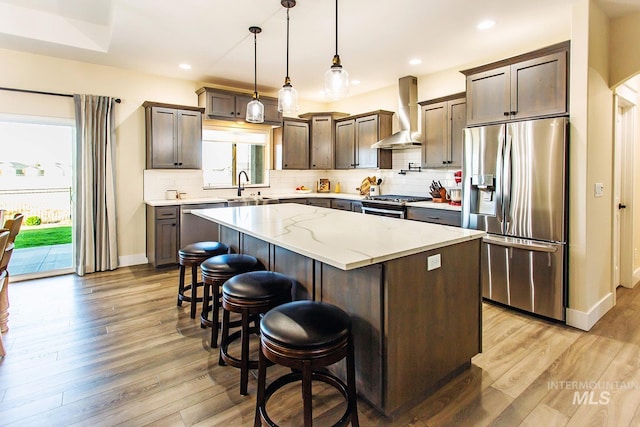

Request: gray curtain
left=73, top=94, right=118, bottom=276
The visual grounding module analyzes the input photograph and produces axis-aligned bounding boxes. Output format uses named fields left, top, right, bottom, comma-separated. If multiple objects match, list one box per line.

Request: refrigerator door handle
left=502, top=131, right=512, bottom=229
left=483, top=235, right=559, bottom=253
left=496, top=132, right=505, bottom=225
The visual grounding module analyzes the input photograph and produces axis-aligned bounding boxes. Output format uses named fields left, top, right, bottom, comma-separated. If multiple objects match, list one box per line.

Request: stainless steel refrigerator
left=462, top=117, right=568, bottom=321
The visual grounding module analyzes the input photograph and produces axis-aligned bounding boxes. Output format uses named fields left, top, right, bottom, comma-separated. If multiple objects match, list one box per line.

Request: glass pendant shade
left=277, top=82, right=299, bottom=114
left=246, top=26, right=265, bottom=123
left=246, top=96, right=264, bottom=123
left=324, top=0, right=349, bottom=100
left=278, top=0, right=299, bottom=114
left=324, top=57, right=349, bottom=100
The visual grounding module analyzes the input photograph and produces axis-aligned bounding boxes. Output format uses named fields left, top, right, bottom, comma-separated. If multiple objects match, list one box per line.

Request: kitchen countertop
left=144, top=192, right=463, bottom=211
left=192, top=203, right=482, bottom=270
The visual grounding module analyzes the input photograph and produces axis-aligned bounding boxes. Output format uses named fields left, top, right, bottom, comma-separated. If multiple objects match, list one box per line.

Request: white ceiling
left=1, top=0, right=639, bottom=102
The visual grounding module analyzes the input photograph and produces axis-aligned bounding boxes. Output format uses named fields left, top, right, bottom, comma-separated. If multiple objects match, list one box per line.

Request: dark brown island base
left=193, top=203, right=484, bottom=416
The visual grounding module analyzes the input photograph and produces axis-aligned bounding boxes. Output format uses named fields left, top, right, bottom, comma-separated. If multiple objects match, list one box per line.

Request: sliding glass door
left=0, top=115, right=74, bottom=279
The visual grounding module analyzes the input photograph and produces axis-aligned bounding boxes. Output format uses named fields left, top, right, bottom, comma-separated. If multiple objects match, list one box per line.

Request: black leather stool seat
left=179, top=241, right=228, bottom=260
left=260, top=300, right=351, bottom=349
left=177, top=241, right=228, bottom=319
left=219, top=271, right=293, bottom=396
left=222, top=270, right=293, bottom=301
left=200, top=254, right=265, bottom=348
left=201, top=254, right=263, bottom=276
left=255, top=301, right=359, bottom=427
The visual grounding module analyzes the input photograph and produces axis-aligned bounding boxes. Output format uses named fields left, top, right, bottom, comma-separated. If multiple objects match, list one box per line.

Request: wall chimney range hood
left=371, top=76, right=422, bottom=150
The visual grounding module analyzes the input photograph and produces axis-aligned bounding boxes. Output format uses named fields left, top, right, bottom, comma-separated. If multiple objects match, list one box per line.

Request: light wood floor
left=1, top=265, right=639, bottom=426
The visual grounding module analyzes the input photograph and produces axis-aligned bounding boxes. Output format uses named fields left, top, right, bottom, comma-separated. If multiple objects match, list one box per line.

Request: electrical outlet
left=427, top=254, right=441, bottom=271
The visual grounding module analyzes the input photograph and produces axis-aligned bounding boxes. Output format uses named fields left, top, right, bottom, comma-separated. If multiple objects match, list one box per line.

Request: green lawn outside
left=14, top=226, right=72, bottom=249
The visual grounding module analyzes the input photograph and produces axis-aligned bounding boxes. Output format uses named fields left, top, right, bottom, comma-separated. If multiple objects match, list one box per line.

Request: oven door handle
left=361, top=206, right=405, bottom=219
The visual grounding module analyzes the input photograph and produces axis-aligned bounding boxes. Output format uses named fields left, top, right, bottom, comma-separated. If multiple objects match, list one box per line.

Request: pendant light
left=246, top=26, right=265, bottom=123
left=324, top=0, right=349, bottom=100
left=277, top=0, right=299, bottom=114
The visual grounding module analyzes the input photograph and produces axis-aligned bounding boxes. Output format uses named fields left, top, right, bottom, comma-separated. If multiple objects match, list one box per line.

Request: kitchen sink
left=226, top=196, right=279, bottom=207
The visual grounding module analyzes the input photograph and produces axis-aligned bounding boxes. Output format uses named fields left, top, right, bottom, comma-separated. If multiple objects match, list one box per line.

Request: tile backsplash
left=144, top=148, right=461, bottom=201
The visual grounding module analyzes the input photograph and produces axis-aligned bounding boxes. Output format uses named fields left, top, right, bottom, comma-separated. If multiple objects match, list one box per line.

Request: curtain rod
left=0, top=86, right=121, bottom=103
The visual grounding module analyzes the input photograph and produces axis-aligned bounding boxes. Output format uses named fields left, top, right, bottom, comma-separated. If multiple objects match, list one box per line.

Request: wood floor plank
left=2, top=265, right=640, bottom=426
left=490, top=324, right=580, bottom=399
left=520, top=403, right=569, bottom=427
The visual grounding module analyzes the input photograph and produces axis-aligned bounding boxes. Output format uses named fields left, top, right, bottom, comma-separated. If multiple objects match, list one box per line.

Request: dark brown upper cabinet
left=299, top=112, right=349, bottom=170
left=462, top=41, right=569, bottom=126
left=143, top=102, right=204, bottom=169
left=273, top=118, right=309, bottom=169
left=196, top=87, right=282, bottom=125
left=335, top=111, right=393, bottom=169
left=419, top=93, right=466, bottom=168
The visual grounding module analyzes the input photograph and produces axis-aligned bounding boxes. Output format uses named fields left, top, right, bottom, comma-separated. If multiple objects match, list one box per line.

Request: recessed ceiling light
left=477, top=20, right=495, bottom=30
left=409, top=58, right=422, bottom=65
left=178, top=63, right=192, bottom=70
left=351, top=79, right=361, bottom=85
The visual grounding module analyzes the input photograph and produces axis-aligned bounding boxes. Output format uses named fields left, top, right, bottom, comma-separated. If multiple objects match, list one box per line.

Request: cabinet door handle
left=442, top=160, right=447, bottom=164
left=510, top=111, right=517, bottom=116
left=504, top=112, right=510, bottom=116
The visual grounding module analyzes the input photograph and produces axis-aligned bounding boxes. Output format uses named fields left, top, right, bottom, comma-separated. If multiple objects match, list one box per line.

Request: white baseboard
left=565, top=292, right=614, bottom=331
left=118, top=253, right=148, bottom=267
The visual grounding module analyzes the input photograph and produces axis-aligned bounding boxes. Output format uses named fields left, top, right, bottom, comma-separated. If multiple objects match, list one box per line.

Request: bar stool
left=178, top=241, right=228, bottom=319
left=200, top=254, right=265, bottom=348
left=255, top=300, right=359, bottom=427
left=219, top=271, right=293, bottom=395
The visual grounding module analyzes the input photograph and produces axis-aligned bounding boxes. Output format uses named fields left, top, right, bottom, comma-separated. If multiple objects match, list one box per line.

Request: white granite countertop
left=144, top=192, right=462, bottom=211
left=192, top=203, right=482, bottom=270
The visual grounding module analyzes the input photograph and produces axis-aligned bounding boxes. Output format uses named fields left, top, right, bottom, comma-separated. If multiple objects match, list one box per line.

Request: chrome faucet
left=237, top=170, right=249, bottom=196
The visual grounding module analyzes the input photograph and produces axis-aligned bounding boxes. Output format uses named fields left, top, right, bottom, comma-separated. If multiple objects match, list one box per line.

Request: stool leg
left=302, top=360, right=313, bottom=427
left=190, top=265, right=198, bottom=319
left=201, top=279, right=210, bottom=329
left=177, top=265, right=186, bottom=307
left=240, top=308, right=250, bottom=396
left=219, top=308, right=230, bottom=366
left=254, top=344, right=267, bottom=427
left=347, top=337, right=360, bottom=427
left=210, top=280, right=221, bottom=348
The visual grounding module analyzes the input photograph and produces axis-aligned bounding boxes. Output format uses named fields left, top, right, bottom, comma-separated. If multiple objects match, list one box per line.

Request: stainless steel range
left=361, top=194, right=431, bottom=219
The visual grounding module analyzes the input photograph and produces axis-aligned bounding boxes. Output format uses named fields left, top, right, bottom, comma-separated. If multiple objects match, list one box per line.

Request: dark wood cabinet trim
left=142, top=101, right=204, bottom=113
left=418, top=92, right=466, bottom=106
left=460, top=40, right=570, bottom=76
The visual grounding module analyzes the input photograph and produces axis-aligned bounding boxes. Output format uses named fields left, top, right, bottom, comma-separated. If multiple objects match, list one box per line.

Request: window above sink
left=202, top=125, right=270, bottom=189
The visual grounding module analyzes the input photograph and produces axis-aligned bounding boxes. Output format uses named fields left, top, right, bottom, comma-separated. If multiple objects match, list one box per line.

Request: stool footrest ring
left=220, top=327, right=259, bottom=369
left=258, top=371, right=353, bottom=427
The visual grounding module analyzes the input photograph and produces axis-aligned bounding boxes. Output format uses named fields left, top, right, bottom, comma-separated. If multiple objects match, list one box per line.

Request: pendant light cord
left=286, top=7, right=290, bottom=79
left=253, top=31, right=258, bottom=95
left=334, top=0, right=338, bottom=56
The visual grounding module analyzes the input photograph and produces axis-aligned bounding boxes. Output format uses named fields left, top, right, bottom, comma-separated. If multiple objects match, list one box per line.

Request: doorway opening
left=0, top=115, right=75, bottom=280
left=612, top=76, right=639, bottom=297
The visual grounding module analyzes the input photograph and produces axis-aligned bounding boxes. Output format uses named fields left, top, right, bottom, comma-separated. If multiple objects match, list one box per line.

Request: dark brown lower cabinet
left=406, top=206, right=462, bottom=227
left=216, top=224, right=481, bottom=416
left=146, top=205, right=179, bottom=266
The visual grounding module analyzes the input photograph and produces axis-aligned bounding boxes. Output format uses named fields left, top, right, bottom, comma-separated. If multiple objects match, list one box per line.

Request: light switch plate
left=595, top=182, right=604, bottom=197
left=427, top=254, right=441, bottom=271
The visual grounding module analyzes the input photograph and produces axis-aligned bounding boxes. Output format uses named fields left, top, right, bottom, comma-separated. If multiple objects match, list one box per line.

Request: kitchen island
left=193, top=203, right=484, bottom=416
